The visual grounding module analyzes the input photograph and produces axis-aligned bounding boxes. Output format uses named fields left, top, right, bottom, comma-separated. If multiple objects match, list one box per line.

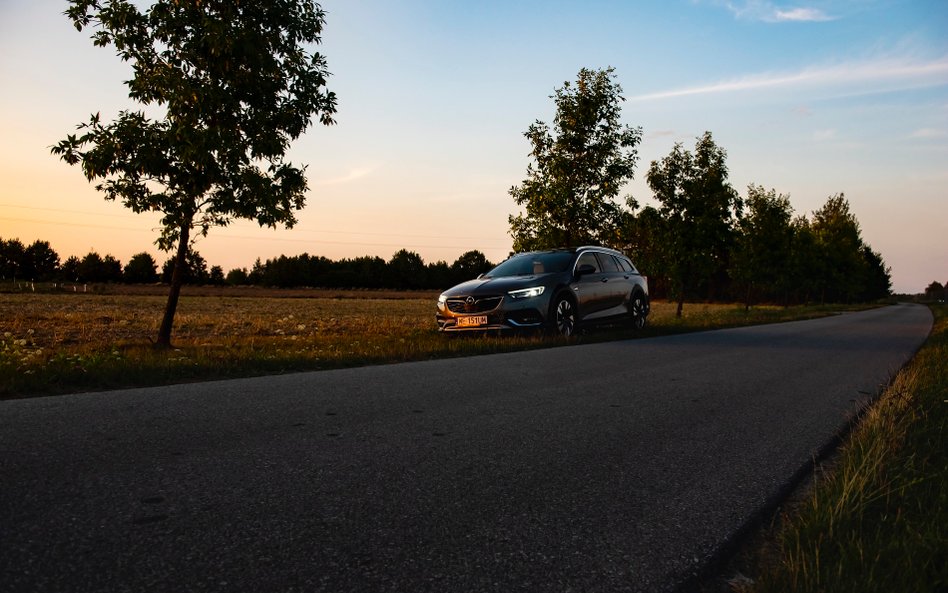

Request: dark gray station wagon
left=436, top=246, right=649, bottom=336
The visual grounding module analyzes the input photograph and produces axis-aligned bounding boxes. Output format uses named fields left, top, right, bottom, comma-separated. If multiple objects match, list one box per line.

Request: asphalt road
left=0, top=304, right=933, bottom=593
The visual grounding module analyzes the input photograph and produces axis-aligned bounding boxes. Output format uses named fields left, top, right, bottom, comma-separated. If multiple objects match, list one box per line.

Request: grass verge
left=2, top=290, right=868, bottom=399
left=732, top=303, right=947, bottom=593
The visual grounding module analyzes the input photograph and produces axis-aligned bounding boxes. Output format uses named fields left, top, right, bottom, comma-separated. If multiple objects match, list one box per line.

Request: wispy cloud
left=708, top=1, right=836, bottom=23
left=629, top=56, right=948, bottom=102
left=315, top=166, right=377, bottom=186
left=909, top=128, right=947, bottom=139
left=773, top=7, right=834, bottom=22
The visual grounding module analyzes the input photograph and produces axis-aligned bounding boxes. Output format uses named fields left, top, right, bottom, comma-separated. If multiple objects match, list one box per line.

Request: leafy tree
left=810, top=194, right=866, bottom=303
left=78, top=251, right=107, bottom=283
left=26, top=241, right=61, bottom=281
left=451, top=250, right=493, bottom=281
left=60, top=256, right=81, bottom=282
left=647, top=132, right=740, bottom=317
left=162, top=249, right=208, bottom=284
left=925, top=281, right=946, bottom=301
left=124, top=252, right=159, bottom=283
left=209, top=265, right=225, bottom=286
left=387, top=249, right=426, bottom=289
left=508, top=67, right=642, bottom=251
left=102, top=254, right=124, bottom=282
left=786, top=216, right=819, bottom=304
left=53, top=0, right=337, bottom=347
left=426, top=260, right=453, bottom=290
left=859, top=246, right=891, bottom=301
left=730, top=184, right=794, bottom=308
left=619, top=206, right=669, bottom=298
left=225, top=268, right=249, bottom=285
left=0, top=239, right=26, bottom=281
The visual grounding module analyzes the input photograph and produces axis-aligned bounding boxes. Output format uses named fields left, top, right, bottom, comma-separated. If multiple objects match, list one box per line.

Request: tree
left=619, top=206, right=669, bottom=299
left=859, top=245, right=891, bottom=301
left=810, top=194, right=865, bottom=303
left=162, top=249, right=208, bottom=284
left=386, top=249, right=426, bottom=289
left=27, top=241, right=61, bottom=281
left=925, top=281, right=946, bottom=301
left=0, top=238, right=26, bottom=282
left=60, top=256, right=81, bottom=282
left=451, top=250, right=492, bottom=282
left=730, top=184, right=794, bottom=308
left=786, top=215, right=819, bottom=304
left=124, top=252, right=159, bottom=283
left=647, top=132, right=740, bottom=317
left=53, top=0, right=337, bottom=347
left=508, top=67, right=642, bottom=251
left=208, top=265, right=225, bottom=286
left=225, top=268, right=249, bottom=285
left=77, top=251, right=106, bottom=283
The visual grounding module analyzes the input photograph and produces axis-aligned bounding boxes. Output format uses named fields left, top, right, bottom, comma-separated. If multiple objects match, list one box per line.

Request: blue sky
left=1, top=0, right=946, bottom=292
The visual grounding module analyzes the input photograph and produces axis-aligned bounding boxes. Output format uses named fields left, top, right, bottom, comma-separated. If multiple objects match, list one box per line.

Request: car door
left=594, top=252, right=628, bottom=315
left=572, top=251, right=608, bottom=319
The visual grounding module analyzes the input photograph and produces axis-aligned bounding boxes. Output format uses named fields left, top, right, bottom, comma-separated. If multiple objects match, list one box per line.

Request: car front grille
left=446, top=296, right=503, bottom=314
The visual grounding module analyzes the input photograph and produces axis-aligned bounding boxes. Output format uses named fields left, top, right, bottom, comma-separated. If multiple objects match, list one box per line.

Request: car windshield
left=484, top=252, right=575, bottom=278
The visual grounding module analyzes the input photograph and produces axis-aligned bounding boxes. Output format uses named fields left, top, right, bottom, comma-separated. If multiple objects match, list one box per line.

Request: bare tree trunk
left=156, top=224, right=190, bottom=349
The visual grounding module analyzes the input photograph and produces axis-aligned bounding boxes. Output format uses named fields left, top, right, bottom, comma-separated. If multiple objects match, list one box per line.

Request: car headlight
left=438, top=293, right=447, bottom=305
left=507, top=286, right=545, bottom=299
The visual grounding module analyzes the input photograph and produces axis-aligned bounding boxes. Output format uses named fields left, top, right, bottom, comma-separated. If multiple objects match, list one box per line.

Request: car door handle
left=600, top=277, right=608, bottom=282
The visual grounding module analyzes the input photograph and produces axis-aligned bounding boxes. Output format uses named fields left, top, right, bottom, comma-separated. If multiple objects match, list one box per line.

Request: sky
left=1, top=0, right=946, bottom=294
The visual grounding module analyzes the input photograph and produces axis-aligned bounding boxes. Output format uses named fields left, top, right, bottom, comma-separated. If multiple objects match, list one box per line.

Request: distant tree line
left=0, top=238, right=494, bottom=291
left=621, top=188, right=892, bottom=307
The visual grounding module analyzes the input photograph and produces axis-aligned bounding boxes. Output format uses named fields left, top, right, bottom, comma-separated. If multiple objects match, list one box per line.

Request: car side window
left=576, top=252, right=599, bottom=273
left=596, top=253, right=620, bottom=273
left=617, top=257, right=634, bottom=273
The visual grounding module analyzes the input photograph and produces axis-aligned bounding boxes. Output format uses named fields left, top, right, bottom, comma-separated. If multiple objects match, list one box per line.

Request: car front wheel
left=550, top=293, right=577, bottom=337
left=629, top=293, right=648, bottom=330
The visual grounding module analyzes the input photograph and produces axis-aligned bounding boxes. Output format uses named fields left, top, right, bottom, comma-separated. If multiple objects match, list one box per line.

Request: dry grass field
left=1, top=285, right=855, bottom=398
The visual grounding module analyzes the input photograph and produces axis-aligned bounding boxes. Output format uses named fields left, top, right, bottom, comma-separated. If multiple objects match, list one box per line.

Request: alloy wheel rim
left=557, top=299, right=575, bottom=336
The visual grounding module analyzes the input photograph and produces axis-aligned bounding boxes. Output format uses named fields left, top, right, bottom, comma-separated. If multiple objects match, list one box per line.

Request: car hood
left=442, top=274, right=555, bottom=297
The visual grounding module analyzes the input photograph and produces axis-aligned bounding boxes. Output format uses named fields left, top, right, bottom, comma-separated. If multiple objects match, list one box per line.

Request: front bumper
left=436, top=296, right=549, bottom=332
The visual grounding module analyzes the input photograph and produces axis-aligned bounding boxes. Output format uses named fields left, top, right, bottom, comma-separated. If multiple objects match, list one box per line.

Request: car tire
left=629, top=292, right=648, bottom=330
left=550, top=292, right=578, bottom=337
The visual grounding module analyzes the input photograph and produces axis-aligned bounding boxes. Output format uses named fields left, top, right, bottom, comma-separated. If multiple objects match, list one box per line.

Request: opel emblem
left=465, top=296, right=475, bottom=305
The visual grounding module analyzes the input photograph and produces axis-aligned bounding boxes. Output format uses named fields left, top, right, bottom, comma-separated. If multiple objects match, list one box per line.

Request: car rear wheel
left=629, top=292, right=648, bottom=330
left=550, top=293, right=577, bottom=337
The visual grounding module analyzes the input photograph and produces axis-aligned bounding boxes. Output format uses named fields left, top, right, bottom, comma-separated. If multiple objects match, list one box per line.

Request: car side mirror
left=576, top=264, right=596, bottom=276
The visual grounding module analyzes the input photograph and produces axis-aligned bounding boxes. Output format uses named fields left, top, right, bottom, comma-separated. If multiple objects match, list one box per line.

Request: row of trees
left=508, top=68, right=891, bottom=312
left=924, top=281, right=948, bottom=301
left=1, top=238, right=182, bottom=285
left=0, top=237, right=495, bottom=291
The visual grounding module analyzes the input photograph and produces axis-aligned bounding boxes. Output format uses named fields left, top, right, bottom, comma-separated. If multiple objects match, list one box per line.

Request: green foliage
left=646, top=131, right=740, bottom=315
left=1, top=239, right=61, bottom=282
left=52, top=0, right=337, bottom=346
left=161, top=249, right=208, bottom=284
left=123, top=252, right=159, bottom=283
left=0, top=239, right=26, bottom=281
left=730, top=184, right=794, bottom=306
left=77, top=251, right=122, bottom=283
left=509, top=67, right=642, bottom=251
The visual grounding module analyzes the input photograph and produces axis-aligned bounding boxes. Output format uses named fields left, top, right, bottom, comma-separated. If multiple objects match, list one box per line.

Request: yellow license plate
left=457, top=315, right=488, bottom=328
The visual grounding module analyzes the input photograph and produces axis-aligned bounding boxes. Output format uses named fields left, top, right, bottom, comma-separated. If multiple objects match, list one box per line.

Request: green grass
left=1, top=291, right=870, bottom=399
left=737, top=303, right=947, bottom=593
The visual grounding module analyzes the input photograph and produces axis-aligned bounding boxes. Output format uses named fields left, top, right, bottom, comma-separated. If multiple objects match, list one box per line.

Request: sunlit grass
left=1, top=291, right=865, bottom=398
left=737, top=304, right=947, bottom=593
